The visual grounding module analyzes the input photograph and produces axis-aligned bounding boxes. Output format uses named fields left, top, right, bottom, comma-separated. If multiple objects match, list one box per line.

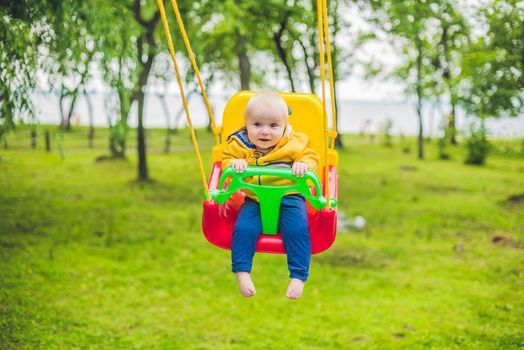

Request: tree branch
left=132, top=0, right=161, bottom=29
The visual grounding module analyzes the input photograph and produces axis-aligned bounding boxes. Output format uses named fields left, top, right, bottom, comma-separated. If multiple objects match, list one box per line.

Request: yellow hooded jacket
left=221, top=125, right=319, bottom=200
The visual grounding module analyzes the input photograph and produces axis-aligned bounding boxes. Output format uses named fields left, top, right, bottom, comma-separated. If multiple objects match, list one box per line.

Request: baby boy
left=222, top=92, right=319, bottom=299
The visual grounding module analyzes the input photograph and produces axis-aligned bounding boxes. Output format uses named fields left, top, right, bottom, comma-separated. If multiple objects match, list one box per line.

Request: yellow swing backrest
left=212, top=91, right=338, bottom=183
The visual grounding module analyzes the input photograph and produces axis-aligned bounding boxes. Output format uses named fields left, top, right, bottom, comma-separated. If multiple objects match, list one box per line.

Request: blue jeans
left=231, top=194, right=311, bottom=281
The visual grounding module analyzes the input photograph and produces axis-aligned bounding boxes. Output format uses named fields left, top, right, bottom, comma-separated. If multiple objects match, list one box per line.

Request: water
left=30, top=90, right=524, bottom=137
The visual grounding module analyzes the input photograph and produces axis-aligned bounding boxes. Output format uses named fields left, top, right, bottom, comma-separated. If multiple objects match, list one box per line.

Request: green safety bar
left=209, top=166, right=337, bottom=235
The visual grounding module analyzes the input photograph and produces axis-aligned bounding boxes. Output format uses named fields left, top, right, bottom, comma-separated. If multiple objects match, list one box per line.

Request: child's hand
left=231, top=159, right=248, bottom=173
left=292, top=161, right=309, bottom=177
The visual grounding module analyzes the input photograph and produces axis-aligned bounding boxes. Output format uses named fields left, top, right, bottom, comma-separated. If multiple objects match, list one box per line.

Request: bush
left=465, top=122, right=490, bottom=165
left=438, top=136, right=450, bottom=159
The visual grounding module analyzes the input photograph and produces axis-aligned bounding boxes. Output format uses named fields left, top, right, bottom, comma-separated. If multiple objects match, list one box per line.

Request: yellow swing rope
left=170, top=0, right=220, bottom=146
left=157, top=0, right=210, bottom=201
left=316, top=0, right=331, bottom=208
left=322, top=0, right=338, bottom=151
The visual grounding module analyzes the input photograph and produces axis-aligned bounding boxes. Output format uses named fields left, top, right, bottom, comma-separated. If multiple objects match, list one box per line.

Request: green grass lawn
left=1, top=127, right=523, bottom=349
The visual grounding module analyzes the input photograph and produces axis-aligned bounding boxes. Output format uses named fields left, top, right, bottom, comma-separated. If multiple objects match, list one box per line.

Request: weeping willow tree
left=0, top=2, right=53, bottom=144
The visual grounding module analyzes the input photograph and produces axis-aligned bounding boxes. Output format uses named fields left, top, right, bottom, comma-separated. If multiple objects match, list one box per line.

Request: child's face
left=246, top=111, right=286, bottom=153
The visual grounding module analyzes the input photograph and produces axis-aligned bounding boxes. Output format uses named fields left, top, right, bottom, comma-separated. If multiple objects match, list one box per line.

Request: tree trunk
left=416, top=39, right=424, bottom=160
left=45, top=130, right=51, bottom=151
left=238, top=52, right=250, bottom=90
left=31, top=128, right=37, bottom=149
left=297, top=1, right=320, bottom=93
left=159, top=94, right=172, bottom=153
left=449, top=102, right=457, bottom=144
left=298, top=38, right=316, bottom=94
left=236, top=32, right=251, bottom=90
left=442, top=26, right=457, bottom=145
left=59, top=86, right=67, bottom=128
left=165, top=129, right=172, bottom=154
left=310, top=1, right=320, bottom=85
left=273, top=11, right=296, bottom=92
left=202, top=73, right=215, bottom=133
left=65, top=90, right=79, bottom=130
left=109, top=134, right=120, bottom=158
left=64, top=62, right=91, bottom=130
left=173, top=99, right=187, bottom=132
left=173, top=91, right=197, bottom=133
left=333, top=87, right=343, bottom=149
left=137, top=91, right=148, bottom=180
left=135, top=55, right=154, bottom=180
left=331, top=0, right=343, bottom=149
left=85, top=91, right=95, bottom=148
left=132, top=1, right=160, bottom=181
left=116, top=87, right=130, bottom=158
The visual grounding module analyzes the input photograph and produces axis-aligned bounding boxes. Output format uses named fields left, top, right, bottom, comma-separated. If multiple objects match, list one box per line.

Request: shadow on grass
left=128, top=178, right=202, bottom=204
left=313, top=247, right=394, bottom=269
left=503, top=193, right=524, bottom=206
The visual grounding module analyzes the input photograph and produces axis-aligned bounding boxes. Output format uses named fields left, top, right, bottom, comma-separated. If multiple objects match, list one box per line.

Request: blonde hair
left=244, top=92, right=288, bottom=121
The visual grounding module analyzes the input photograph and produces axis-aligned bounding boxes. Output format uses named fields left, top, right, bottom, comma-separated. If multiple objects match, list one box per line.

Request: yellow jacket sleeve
left=297, top=146, right=320, bottom=171
left=221, top=138, right=248, bottom=170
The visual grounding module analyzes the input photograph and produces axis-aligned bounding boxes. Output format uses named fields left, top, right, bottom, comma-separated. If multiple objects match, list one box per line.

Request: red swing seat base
left=202, top=162, right=338, bottom=254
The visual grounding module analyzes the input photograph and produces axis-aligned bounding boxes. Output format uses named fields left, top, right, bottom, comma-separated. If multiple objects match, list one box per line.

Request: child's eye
left=254, top=122, right=261, bottom=127
left=271, top=123, right=278, bottom=128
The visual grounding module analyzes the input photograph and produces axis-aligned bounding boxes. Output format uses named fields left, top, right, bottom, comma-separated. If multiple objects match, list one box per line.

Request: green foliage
left=96, top=3, right=136, bottom=156
left=356, top=0, right=451, bottom=159
left=186, top=0, right=268, bottom=89
left=45, top=2, right=94, bottom=78
left=96, top=3, right=138, bottom=97
left=357, top=0, right=523, bottom=155
left=459, top=0, right=523, bottom=118
left=356, top=0, right=440, bottom=89
left=0, top=2, right=49, bottom=138
left=1, top=128, right=523, bottom=349
left=464, top=122, right=490, bottom=165
left=187, top=0, right=341, bottom=92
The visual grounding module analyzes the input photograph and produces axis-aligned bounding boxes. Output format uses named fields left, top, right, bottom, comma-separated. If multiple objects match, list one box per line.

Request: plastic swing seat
left=202, top=91, right=339, bottom=254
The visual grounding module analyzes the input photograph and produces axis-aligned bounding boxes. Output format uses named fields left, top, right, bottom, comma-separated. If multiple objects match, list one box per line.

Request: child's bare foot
left=236, top=272, right=256, bottom=297
left=286, top=278, right=305, bottom=299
